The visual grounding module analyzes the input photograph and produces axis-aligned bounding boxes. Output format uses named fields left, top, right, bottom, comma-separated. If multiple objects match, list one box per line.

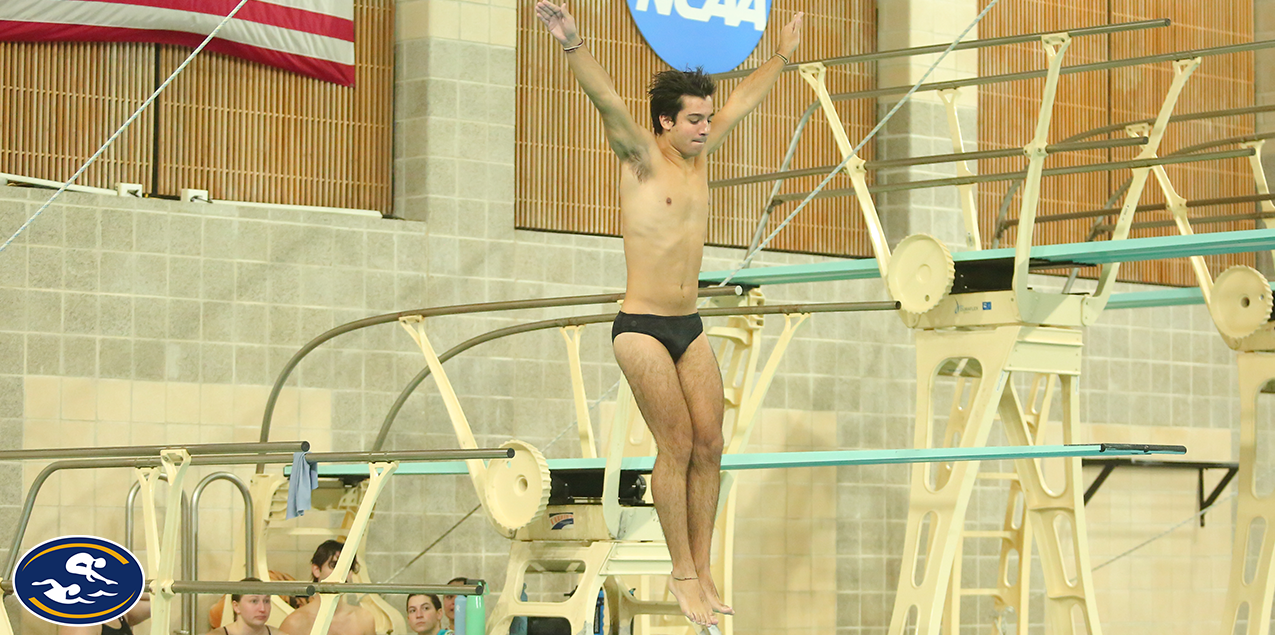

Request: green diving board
left=1105, top=283, right=1275, bottom=310
left=304, top=443, right=1185, bottom=477
left=700, top=227, right=1275, bottom=294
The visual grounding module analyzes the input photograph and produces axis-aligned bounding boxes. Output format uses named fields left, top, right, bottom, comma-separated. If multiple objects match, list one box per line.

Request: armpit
left=624, top=154, right=652, bottom=182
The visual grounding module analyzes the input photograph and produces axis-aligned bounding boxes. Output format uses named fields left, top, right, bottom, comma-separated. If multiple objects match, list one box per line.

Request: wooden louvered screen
left=0, top=0, right=393, bottom=214
left=517, top=1, right=876, bottom=257
left=979, top=0, right=1255, bottom=286
left=0, top=42, right=156, bottom=190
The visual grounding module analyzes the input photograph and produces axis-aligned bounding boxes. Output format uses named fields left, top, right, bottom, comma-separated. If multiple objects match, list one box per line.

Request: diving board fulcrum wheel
left=485, top=440, right=551, bottom=532
left=1211, top=265, right=1273, bottom=339
left=886, top=234, right=955, bottom=314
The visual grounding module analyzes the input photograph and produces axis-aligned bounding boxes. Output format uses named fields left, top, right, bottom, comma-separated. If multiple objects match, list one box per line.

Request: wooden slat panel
left=980, top=0, right=1254, bottom=286
left=0, top=0, right=392, bottom=214
left=155, top=0, right=393, bottom=212
left=0, top=41, right=155, bottom=190
left=517, top=2, right=876, bottom=257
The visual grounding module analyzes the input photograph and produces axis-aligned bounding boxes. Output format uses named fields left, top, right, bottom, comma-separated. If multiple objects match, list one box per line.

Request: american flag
left=0, top=0, right=355, bottom=86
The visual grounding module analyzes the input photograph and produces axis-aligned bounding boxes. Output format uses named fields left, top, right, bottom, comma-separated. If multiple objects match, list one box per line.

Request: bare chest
left=619, top=161, right=710, bottom=230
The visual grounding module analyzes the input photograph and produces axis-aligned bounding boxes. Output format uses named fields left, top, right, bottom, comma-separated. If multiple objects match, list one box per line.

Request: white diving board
left=700, top=227, right=1275, bottom=292
left=306, top=443, right=1185, bottom=477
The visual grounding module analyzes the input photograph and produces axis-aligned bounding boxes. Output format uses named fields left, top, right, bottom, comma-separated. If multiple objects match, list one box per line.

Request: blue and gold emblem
left=13, top=536, right=145, bottom=626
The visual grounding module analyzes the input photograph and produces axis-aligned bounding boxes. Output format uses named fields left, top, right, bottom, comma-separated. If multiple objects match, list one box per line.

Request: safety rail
left=373, top=299, right=900, bottom=450
left=258, top=286, right=744, bottom=458
left=723, top=35, right=1275, bottom=254
left=0, top=441, right=307, bottom=461
left=710, top=18, right=1169, bottom=80
left=4, top=448, right=512, bottom=580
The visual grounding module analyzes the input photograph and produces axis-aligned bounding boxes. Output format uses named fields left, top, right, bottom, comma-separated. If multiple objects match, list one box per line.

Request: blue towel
left=286, top=451, right=318, bottom=519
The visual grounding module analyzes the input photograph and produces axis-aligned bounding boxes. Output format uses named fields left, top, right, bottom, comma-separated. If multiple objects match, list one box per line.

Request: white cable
left=713, top=0, right=1002, bottom=287
left=0, top=0, right=253, bottom=255
left=1092, top=490, right=1236, bottom=571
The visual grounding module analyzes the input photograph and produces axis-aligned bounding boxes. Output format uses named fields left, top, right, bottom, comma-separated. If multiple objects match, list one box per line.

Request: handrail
left=372, top=300, right=900, bottom=450
left=1004, top=193, right=1275, bottom=230
left=710, top=19, right=1169, bottom=80
left=710, top=137, right=1147, bottom=189
left=0, top=441, right=307, bottom=461
left=991, top=105, right=1275, bottom=241
left=998, top=134, right=1275, bottom=233
left=770, top=148, right=1254, bottom=204
left=257, top=287, right=743, bottom=462
left=824, top=39, right=1275, bottom=103
left=188, top=472, right=254, bottom=635
left=1058, top=104, right=1275, bottom=145
left=732, top=31, right=1271, bottom=262
left=6, top=449, right=512, bottom=578
left=164, top=580, right=485, bottom=596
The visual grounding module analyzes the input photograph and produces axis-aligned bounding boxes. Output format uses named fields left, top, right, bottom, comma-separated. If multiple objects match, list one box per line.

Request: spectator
left=204, top=579, right=274, bottom=635
left=441, top=577, right=468, bottom=630
left=405, top=594, right=449, bottom=635
left=279, top=540, right=376, bottom=635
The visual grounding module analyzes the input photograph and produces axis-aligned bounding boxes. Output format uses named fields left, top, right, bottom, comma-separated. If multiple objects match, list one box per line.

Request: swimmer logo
left=13, top=536, right=145, bottom=626
left=627, top=0, right=770, bottom=74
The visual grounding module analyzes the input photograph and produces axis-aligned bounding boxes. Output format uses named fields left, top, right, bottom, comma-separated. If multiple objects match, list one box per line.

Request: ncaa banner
left=0, top=0, right=356, bottom=86
left=627, top=0, right=770, bottom=74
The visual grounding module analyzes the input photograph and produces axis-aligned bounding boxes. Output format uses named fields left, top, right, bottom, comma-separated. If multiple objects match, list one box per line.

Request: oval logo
left=627, top=0, right=771, bottom=74
left=13, top=536, right=146, bottom=626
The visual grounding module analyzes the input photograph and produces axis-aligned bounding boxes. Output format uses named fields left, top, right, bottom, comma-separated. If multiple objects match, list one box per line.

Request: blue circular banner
left=626, top=0, right=771, bottom=74
left=13, top=536, right=146, bottom=626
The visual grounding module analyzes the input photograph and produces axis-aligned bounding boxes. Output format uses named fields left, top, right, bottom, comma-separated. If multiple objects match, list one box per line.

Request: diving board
left=306, top=443, right=1186, bottom=477
left=700, top=226, right=1275, bottom=287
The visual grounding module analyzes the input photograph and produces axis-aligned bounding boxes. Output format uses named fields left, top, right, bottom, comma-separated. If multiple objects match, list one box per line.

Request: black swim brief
left=611, top=311, right=703, bottom=362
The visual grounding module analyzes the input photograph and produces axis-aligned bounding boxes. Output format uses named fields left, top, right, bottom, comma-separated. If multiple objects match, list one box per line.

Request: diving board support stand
left=937, top=88, right=982, bottom=251
left=882, top=35, right=1199, bottom=635
left=142, top=449, right=193, bottom=635
left=308, top=462, right=399, bottom=635
left=1149, top=120, right=1275, bottom=635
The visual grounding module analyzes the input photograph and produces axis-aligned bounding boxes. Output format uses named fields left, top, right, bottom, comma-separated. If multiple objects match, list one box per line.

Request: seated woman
left=205, top=578, right=274, bottom=635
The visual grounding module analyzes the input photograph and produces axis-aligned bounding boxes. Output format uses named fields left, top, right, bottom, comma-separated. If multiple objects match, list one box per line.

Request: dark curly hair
left=648, top=67, right=716, bottom=135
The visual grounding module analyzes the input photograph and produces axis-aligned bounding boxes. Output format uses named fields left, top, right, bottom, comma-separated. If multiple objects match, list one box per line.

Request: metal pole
left=1003, top=193, right=1275, bottom=229
left=1095, top=209, right=1275, bottom=234
left=160, top=580, right=485, bottom=597
left=1058, top=104, right=1275, bottom=144
left=374, top=300, right=901, bottom=448
left=0, top=441, right=308, bottom=462
left=258, top=286, right=744, bottom=461
left=710, top=18, right=1169, bottom=80
left=310, top=582, right=485, bottom=596
left=825, top=39, right=1275, bottom=103
left=7, top=449, right=511, bottom=578
left=189, top=472, right=255, bottom=599
left=710, top=136, right=1148, bottom=189
left=771, top=148, right=1255, bottom=203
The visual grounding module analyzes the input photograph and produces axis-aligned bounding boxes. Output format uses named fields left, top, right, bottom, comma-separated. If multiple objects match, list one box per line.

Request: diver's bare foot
left=668, top=576, right=716, bottom=626
left=698, top=575, right=733, bottom=615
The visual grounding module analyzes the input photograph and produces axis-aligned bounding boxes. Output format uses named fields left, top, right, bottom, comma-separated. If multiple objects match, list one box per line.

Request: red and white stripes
left=0, top=0, right=355, bottom=86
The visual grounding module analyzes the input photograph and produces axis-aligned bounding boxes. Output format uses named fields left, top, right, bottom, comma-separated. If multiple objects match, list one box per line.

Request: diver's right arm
left=535, top=1, right=649, bottom=161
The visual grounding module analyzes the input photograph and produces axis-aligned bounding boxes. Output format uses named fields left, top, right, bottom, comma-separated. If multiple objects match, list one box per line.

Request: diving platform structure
left=690, top=20, right=1275, bottom=635
left=234, top=18, right=1275, bottom=635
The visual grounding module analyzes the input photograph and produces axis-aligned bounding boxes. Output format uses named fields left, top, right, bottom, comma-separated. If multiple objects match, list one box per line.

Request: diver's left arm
left=704, top=12, right=803, bottom=154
